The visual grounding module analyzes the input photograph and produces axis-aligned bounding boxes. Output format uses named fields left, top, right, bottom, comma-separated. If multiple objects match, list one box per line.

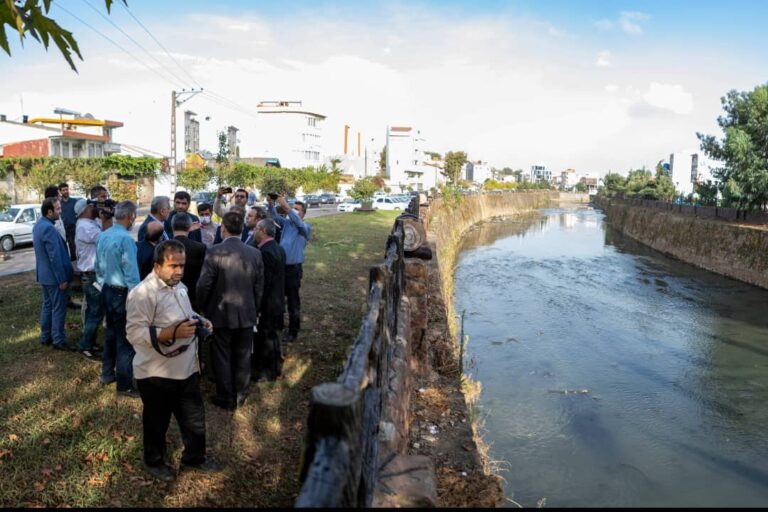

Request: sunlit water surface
left=453, top=207, right=768, bottom=507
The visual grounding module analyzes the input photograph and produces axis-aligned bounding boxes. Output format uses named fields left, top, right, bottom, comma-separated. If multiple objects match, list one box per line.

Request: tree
left=698, top=83, right=768, bottom=210
left=17, top=160, right=65, bottom=197
left=601, top=172, right=626, bottom=196
left=261, top=175, right=296, bottom=198
left=177, top=165, right=210, bottom=192
left=695, top=180, right=719, bottom=206
left=442, top=151, right=467, bottom=185
left=575, top=182, right=586, bottom=193
left=378, top=147, right=387, bottom=175
left=1, top=1, right=126, bottom=72
left=349, top=177, right=378, bottom=201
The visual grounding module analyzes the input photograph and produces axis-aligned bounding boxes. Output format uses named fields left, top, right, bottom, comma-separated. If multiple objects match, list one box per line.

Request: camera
left=190, top=314, right=211, bottom=340
left=87, top=198, right=117, bottom=219
left=267, top=192, right=279, bottom=200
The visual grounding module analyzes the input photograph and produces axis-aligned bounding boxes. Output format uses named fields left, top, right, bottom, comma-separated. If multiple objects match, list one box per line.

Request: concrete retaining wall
left=596, top=196, right=768, bottom=289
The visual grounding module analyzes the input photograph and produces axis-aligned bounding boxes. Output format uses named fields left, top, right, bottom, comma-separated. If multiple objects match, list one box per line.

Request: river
left=452, top=206, right=768, bottom=507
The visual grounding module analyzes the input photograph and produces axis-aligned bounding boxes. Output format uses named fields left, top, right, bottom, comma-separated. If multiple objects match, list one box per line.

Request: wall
left=2, top=138, right=49, bottom=157
left=597, top=196, right=768, bottom=289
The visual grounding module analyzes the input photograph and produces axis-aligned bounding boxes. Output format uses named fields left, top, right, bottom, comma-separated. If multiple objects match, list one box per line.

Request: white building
left=254, top=101, right=325, bottom=169
left=465, top=160, right=492, bottom=185
left=386, top=126, right=430, bottom=192
left=667, top=151, right=717, bottom=197
left=561, top=168, right=578, bottom=190
left=530, top=164, right=552, bottom=183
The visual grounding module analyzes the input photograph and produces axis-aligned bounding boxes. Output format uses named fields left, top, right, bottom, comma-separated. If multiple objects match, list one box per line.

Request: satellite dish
left=83, top=113, right=95, bottom=119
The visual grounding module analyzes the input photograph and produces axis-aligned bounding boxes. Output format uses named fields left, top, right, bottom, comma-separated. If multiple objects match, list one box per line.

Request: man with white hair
left=138, top=196, right=172, bottom=242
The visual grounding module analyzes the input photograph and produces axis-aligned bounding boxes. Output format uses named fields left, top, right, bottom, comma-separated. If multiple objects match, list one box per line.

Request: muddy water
left=453, top=207, right=768, bottom=507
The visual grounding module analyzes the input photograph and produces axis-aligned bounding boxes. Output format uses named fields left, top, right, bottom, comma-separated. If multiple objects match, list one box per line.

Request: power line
left=202, top=90, right=261, bottom=118
left=79, top=0, right=187, bottom=89
left=54, top=3, right=183, bottom=88
left=199, top=92, right=261, bottom=120
left=119, top=1, right=203, bottom=89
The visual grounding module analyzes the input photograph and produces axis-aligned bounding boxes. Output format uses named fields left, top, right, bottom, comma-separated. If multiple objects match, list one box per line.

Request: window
left=51, top=140, right=60, bottom=156
left=307, top=117, right=317, bottom=127
left=88, top=143, right=103, bottom=157
left=19, top=208, right=35, bottom=223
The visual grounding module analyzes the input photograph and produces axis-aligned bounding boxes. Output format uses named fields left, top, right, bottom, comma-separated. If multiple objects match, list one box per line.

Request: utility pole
left=170, top=89, right=202, bottom=193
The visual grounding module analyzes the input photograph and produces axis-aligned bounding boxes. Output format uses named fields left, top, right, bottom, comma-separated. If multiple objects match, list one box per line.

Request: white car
left=0, top=203, right=42, bottom=251
left=337, top=198, right=361, bottom=212
left=372, top=197, right=405, bottom=211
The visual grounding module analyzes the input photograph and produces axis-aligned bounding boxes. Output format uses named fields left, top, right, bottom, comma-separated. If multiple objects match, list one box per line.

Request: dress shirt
left=95, top=223, right=140, bottom=289
left=55, top=218, right=66, bottom=240
left=126, top=272, right=199, bottom=380
left=199, top=222, right=217, bottom=247
left=268, top=205, right=312, bottom=265
left=75, top=218, right=101, bottom=272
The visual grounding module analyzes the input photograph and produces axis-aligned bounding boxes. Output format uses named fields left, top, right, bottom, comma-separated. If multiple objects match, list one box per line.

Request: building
left=465, top=160, right=492, bottom=185
left=667, top=151, right=716, bottom=197
left=184, top=111, right=200, bottom=154
left=530, top=164, right=552, bottom=183
left=385, top=126, right=432, bottom=192
left=579, top=176, right=599, bottom=194
left=254, top=101, right=325, bottom=169
left=561, top=168, right=578, bottom=190
left=0, top=110, right=123, bottom=158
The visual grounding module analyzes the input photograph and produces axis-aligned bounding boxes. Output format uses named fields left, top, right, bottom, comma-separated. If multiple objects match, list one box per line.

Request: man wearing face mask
left=95, top=201, right=141, bottom=397
left=196, top=203, right=217, bottom=248
left=126, top=240, right=220, bottom=482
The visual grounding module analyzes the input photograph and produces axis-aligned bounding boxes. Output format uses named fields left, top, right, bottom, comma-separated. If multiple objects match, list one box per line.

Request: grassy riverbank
left=0, top=211, right=399, bottom=507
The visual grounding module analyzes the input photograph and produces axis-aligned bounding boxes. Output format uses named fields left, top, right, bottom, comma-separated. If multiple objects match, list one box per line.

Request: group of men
left=32, top=184, right=312, bottom=482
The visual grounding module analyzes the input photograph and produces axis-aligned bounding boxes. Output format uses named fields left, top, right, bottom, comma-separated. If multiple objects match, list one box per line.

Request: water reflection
left=454, top=206, right=768, bottom=507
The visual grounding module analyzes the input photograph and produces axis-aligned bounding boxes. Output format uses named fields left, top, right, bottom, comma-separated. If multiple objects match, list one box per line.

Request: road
left=0, top=204, right=340, bottom=278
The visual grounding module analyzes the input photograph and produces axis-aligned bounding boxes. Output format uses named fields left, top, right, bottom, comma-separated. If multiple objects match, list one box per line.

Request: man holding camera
left=197, top=212, right=264, bottom=410
left=213, top=186, right=248, bottom=218
left=126, top=239, right=220, bottom=482
left=74, top=198, right=112, bottom=361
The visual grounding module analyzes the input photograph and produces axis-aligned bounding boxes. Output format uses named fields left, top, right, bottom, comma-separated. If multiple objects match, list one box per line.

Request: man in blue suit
left=33, top=197, right=75, bottom=350
left=137, top=196, right=172, bottom=242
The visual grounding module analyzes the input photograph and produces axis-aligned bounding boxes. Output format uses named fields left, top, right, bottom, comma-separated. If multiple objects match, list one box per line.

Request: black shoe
left=80, top=349, right=100, bottom=362
left=144, top=463, right=175, bottom=482
left=236, top=393, right=248, bottom=408
left=90, top=343, right=103, bottom=352
left=181, top=459, right=223, bottom=474
left=100, top=376, right=116, bottom=386
left=53, top=342, right=77, bottom=351
left=41, top=339, right=53, bottom=346
left=210, top=396, right=235, bottom=411
left=117, top=388, right=140, bottom=399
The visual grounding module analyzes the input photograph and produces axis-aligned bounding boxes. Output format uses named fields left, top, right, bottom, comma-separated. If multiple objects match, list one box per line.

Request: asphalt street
left=0, top=204, right=340, bottom=278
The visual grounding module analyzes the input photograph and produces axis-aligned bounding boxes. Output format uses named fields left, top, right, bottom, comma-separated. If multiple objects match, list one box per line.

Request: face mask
left=200, top=215, right=212, bottom=225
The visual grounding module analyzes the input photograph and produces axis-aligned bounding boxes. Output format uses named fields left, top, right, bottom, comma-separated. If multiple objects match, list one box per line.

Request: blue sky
left=2, top=1, right=767, bottom=174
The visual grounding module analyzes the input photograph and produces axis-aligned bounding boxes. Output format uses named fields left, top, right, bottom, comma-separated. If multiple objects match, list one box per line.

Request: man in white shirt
left=75, top=198, right=112, bottom=360
left=126, top=239, right=221, bottom=482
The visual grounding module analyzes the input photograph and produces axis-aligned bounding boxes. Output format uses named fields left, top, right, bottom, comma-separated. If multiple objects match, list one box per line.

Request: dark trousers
left=285, top=264, right=303, bottom=335
left=252, top=314, right=283, bottom=380
left=136, top=373, right=206, bottom=467
left=101, top=285, right=135, bottom=391
left=40, top=284, right=69, bottom=346
left=65, top=224, right=77, bottom=261
left=211, top=327, right=252, bottom=406
left=78, top=273, right=104, bottom=350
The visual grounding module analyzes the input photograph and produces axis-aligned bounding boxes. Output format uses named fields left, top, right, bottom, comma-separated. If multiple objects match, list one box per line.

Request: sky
left=2, top=0, right=768, bottom=176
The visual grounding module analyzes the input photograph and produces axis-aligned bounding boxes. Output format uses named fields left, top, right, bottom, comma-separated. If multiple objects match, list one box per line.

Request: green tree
left=17, top=160, right=65, bottom=197
left=442, top=151, right=467, bottom=185
left=695, top=180, right=719, bottom=206
left=601, top=172, right=626, bottom=196
left=575, top=181, right=586, bottom=193
left=68, top=159, right=106, bottom=194
left=261, top=175, right=296, bottom=197
left=349, top=176, right=378, bottom=201
left=378, top=147, right=387, bottom=175
left=177, top=165, right=211, bottom=192
left=698, top=83, right=768, bottom=210
left=1, top=0, right=125, bottom=72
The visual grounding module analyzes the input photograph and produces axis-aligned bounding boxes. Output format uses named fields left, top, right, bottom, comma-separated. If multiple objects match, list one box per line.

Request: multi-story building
left=530, top=164, right=552, bottom=183
left=0, top=110, right=123, bottom=158
left=184, top=110, right=200, bottom=154
left=254, top=101, right=324, bottom=169
left=561, top=168, right=578, bottom=190
left=667, top=151, right=716, bottom=197
left=465, top=160, right=493, bottom=185
left=386, top=126, right=431, bottom=191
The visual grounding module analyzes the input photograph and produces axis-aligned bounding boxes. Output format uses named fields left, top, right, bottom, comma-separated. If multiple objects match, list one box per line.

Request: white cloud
left=596, top=50, right=612, bottom=67
left=605, top=84, right=619, bottom=93
left=594, top=19, right=614, bottom=30
left=641, top=82, right=694, bottom=115
left=619, top=11, right=650, bottom=35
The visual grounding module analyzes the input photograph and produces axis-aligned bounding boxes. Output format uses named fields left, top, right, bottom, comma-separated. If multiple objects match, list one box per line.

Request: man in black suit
left=197, top=212, right=264, bottom=410
left=136, top=221, right=165, bottom=280
left=138, top=196, right=172, bottom=242
left=250, top=219, right=286, bottom=382
left=171, top=213, right=207, bottom=309
left=165, top=191, right=203, bottom=243
left=212, top=205, right=250, bottom=245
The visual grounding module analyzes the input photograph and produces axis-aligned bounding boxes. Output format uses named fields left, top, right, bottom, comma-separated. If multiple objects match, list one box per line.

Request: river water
left=453, top=206, right=768, bottom=507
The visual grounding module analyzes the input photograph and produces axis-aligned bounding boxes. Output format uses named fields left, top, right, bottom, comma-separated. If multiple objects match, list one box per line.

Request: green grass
left=0, top=210, right=399, bottom=507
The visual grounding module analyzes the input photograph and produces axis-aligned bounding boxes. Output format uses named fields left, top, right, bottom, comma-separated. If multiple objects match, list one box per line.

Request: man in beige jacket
left=126, top=239, right=220, bottom=482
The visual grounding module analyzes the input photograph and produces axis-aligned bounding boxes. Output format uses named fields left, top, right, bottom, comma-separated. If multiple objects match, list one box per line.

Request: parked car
left=0, top=203, right=42, bottom=251
left=319, top=193, right=336, bottom=205
left=372, top=197, right=404, bottom=211
left=337, top=198, right=361, bottom=212
left=303, top=195, right=322, bottom=207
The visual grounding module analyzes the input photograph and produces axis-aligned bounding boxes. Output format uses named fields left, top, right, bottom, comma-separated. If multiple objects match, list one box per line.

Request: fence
left=295, top=198, right=420, bottom=507
left=601, top=196, right=768, bottom=224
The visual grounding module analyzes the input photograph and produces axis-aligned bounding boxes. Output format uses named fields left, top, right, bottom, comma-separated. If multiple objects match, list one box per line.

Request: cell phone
left=223, top=187, right=233, bottom=194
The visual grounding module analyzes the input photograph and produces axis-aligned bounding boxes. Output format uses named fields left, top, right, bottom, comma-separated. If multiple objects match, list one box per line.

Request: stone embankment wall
left=596, top=196, right=768, bottom=289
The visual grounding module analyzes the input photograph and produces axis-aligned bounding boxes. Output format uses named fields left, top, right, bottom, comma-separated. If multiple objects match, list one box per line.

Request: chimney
left=22, top=115, right=28, bottom=123
left=343, top=125, right=349, bottom=155
left=357, top=132, right=361, bottom=157
left=0, top=114, right=5, bottom=122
